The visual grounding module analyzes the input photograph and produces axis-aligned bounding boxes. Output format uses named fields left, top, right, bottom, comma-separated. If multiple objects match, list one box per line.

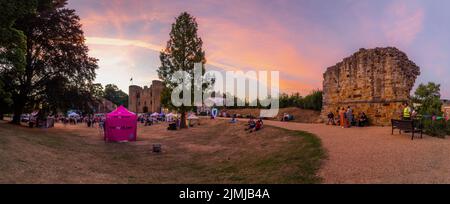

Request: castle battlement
left=128, top=80, right=164, bottom=113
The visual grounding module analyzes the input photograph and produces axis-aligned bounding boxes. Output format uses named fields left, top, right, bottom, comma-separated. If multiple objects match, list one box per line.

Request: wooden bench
left=391, top=119, right=423, bottom=140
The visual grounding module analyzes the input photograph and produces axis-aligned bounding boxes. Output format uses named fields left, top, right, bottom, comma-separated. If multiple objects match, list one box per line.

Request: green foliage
left=157, top=12, right=211, bottom=127
left=91, top=83, right=105, bottom=99
left=0, top=80, right=13, bottom=117
left=0, top=0, right=98, bottom=122
left=412, top=82, right=443, bottom=115
left=421, top=119, right=448, bottom=138
left=104, top=84, right=128, bottom=107
left=301, top=90, right=323, bottom=111
left=279, top=90, right=323, bottom=111
left=160, top=87, right=174, bottom=111
left=0, top=0, right=36, bottom=73
left=279, top=93, right=302, bottom=108
left=447, top=120, right=450, bottom=136
left=223, top=90, right=323, bottom=111
left=411, top=82, right=448, bottom=137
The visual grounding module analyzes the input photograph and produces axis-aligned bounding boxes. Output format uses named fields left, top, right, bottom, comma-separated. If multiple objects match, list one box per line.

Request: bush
left=279, top=90, right=323, bottom=111
left=446, top=120, right=450, bottom=135
left=301, top=90, right=323, bottom=111
left=421, top=119, right=448, bottom=138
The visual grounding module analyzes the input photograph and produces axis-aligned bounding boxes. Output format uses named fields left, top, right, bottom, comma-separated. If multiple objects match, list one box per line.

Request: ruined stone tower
left=128, top=80, right=164, bottom=113
left=321, top=47, right=420, bottom=125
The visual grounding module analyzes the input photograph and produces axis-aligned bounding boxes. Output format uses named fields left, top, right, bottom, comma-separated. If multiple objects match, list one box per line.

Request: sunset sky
left=67, top=0, right=450, bottom=98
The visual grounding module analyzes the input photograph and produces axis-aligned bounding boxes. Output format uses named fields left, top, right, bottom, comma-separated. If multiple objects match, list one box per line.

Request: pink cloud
left=382, top=1, right=425, bottom=46
left=71, top=0, right=436, bottom=96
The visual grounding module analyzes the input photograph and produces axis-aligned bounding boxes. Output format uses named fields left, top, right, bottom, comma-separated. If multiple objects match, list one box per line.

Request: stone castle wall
left=128, top=80, right=164, bottom=113
left=321, top=47, right=420, bottom=125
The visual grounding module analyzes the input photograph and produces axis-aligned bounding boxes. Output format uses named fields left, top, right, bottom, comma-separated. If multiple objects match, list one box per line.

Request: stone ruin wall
left=129, top=80, right=164, bottom=113
left=321, top=47, right=420, bottom=126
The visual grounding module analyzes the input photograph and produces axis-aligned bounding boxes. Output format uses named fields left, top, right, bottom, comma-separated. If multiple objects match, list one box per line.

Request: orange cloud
left=86, top=37, right=163, bottom=51
left=199, top=18, right=325, bottom=91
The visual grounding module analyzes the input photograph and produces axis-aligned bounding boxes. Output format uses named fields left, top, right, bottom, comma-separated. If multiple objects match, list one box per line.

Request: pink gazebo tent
left=104, top=105, right=137, bottom=142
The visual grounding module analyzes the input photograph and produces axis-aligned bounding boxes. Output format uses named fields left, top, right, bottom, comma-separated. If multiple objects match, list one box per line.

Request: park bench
left=391, top=119, right=423, bottom=140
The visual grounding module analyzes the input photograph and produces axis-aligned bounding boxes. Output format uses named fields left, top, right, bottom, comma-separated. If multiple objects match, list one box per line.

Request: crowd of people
left=325, top=102, right=447, bottom=128
left=138, top=114, right=162, bottom=126
left=56, top=114, right=106, bottom=129
left=326, top=106, right=368, bottom=128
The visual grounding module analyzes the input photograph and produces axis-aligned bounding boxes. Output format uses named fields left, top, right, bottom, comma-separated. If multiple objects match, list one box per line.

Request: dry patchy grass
left=0, top=119, right=325, bottom=184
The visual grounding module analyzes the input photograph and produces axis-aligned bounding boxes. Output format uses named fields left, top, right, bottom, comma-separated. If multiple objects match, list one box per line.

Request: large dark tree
left=104, top=84, right=128, bottom=108
left=158, top=12, right=210, bottom=128
left=91, top=83, right=105, bottom=99
left=0, top=80, right=12, bottom=120
left=0, top=0, right=36, bottom=120
left=0, top=0, right=98, bottom=124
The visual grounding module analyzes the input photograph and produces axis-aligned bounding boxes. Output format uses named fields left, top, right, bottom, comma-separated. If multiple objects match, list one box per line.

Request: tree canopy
left=158, top=12, right=210, bottom=128
left=277, top=90, right=323, bottom=111
left=0, top=0, right=99, bottom=123
left=412, top=82, right=443, bottom=115
left=104, top=84, right=128, bottom=108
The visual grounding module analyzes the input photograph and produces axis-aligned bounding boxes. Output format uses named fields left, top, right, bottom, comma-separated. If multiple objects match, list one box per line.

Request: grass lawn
left=0, top=119, right=325, bottom=184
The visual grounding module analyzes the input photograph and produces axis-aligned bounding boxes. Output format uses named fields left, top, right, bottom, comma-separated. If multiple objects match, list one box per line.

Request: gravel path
left=264, top=120, right=450, bottom=184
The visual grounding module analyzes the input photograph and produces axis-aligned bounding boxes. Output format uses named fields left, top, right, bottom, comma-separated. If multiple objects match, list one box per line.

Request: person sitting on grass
left=246, top=118, right=256, bottom=130
left=281, top=113, right=288, bottom=121
left=229, top=115, right=237, bottom=123
left=358, top=112, right=368, bottom=127
left=250, top=119, right=264, bottom=133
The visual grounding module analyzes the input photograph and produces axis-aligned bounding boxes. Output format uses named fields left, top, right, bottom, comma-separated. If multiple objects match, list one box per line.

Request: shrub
left=446, top=120, right=450, bottom=136
left=421, top=119, right=448, bottom=138
left=279, top=90, right=323, bottom=111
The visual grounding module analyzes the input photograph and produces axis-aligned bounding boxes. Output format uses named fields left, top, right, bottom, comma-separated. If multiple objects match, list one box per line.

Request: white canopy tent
left=68, top=112, right=79, bottom=117
left=166, top=113, right=176, bottom=122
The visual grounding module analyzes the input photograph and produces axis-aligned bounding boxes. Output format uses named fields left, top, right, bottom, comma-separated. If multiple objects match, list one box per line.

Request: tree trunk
left=12, top=110, right=21, bottom=124
left=180, top=111, right=187, bottom=129
left=11, top=99, right=25, bottom=125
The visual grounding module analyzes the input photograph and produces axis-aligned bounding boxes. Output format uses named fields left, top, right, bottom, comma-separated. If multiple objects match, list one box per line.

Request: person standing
left=339, top=107, right=347, bottom=128
left=402, top=102, right=412, bottom=120
left=346, top=106, right=353, bottom=127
